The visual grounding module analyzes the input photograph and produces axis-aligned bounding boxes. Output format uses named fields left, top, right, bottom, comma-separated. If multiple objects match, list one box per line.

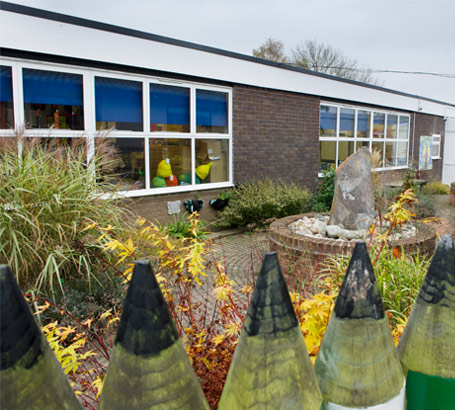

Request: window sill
left=100, top=181, right=234, bottom=199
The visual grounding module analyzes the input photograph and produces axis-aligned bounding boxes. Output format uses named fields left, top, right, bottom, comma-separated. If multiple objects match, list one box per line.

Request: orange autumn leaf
left=392, top=247, right=402, bottom=258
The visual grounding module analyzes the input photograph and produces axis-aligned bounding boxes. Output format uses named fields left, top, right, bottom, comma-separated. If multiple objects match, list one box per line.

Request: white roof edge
left=1, top=4, right=453, bottom=118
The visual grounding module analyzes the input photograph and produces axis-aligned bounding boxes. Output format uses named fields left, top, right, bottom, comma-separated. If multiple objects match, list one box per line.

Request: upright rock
left=398, top=235, right=455, bottom=410
left=0, top=265, right=82, bottom=410
left=218, top=252, right=322, bottom=409
left=329, top=147, right=375, bottom=230
left=98, top=260, right=209, bottom=410
left=314, top=242, right=405, bottom=409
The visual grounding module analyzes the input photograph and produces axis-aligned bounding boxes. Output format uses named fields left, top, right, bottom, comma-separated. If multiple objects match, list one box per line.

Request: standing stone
left=329, top=147, right=375, bottom=230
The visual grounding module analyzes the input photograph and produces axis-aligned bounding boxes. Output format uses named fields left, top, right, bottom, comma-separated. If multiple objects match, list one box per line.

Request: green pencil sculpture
left=398, top=235, right=455, bottom=410
left=0, top=265, right=82, bottom=410
left=218, top=252, right=322, bottom=409
left=98, top=259, right=209, bottom=410
left=314, top=242, right=405, bottom=409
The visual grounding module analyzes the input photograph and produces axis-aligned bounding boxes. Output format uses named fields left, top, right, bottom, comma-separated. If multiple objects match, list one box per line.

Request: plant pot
left=184, top=199, right=204, bottom=213
left=210, top=198, right=229, bottom=211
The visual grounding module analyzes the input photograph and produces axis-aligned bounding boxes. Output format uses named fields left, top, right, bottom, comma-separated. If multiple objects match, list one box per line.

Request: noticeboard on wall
left=419, top=135, right=433, bottom=170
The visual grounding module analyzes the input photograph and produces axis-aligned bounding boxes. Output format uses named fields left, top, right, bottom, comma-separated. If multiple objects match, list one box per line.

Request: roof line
left=1, top=1, right=454, bottom=108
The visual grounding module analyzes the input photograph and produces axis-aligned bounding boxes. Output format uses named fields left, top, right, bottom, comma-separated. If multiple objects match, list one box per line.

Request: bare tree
left=291, top=39, right=376, bottom=83
left=252, top=37, right=288, bottom=63
left=252, top=38, right=377, bottom=84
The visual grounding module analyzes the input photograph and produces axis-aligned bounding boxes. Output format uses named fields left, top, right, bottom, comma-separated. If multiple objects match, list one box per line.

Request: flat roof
left=1, top=1, right=454, bottom=117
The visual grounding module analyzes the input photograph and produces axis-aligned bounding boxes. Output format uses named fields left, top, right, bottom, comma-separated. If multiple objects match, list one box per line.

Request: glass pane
left=386, top=114, right=398, bottom=139
left=320, top=105, right=337, bottom=137
left=96, top=137, right=145, bottom=191
left=195, top=139, right=229, bottom=183
left=338, top=141, right=354, bottom=165
left=149, top=138, right=191, bottom=187
left=23, top=68, right=84, bottom=130
left=399, top=116, right=409, bottom=139
left=319, top=141, right=336, bottom=171
left=397, top=142, right=408, bottom=166
left=339, top=108, right=355, bottom=138
left=196, top=90, right=228, bottom=133
left=356, top=141, right=370, bottom=151
left=150, top=84, right=190, bottom=132
left=0, top=66, right=14, bottom=129
left=432, top=142, right=440, bottom=158
left=373, top=113, right=385, bottom=138
left=385, top=142, right=397, bottom=167
left=95, top=77, right=143, bottom=131
left=372, top=141, right=384, bottom=167
left=357, top=110, right=370, bottom=138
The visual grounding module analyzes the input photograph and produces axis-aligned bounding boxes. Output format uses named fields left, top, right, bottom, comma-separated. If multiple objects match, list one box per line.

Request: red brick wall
left=232, top=85, right=320, bottom=191
left=410, top=112, right=445, bottom=181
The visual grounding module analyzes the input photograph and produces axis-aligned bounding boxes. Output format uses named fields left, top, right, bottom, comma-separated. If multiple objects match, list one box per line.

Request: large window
left=1, top=59, right=232, bottom=196
left=95, top=77, right=143, bottom=131
left=0, top=66, right=14, bottom=129
left=319, top=103, right=410, bottom=171
left=23, top=68, right=84, bottom=130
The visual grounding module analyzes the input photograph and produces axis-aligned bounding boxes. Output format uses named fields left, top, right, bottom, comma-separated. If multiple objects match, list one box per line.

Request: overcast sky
left=7, top=0, right=455, bottom=104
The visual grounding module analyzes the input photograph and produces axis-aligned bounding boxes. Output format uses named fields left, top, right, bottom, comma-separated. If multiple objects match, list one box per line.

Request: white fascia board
left=0, top=10, right=450, bottom=117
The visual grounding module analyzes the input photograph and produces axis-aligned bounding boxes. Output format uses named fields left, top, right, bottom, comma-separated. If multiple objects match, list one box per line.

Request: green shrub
left=422, top=181, right=450, bottom=195
left=0, top=135, right=131, bottom=296
left=415, top=193, right=435, bottom=218
left=312, top=167, right=335, bottom=212
left=162, top=212, right=207, bottom=240
left=215, top=179, right=312, bottom=228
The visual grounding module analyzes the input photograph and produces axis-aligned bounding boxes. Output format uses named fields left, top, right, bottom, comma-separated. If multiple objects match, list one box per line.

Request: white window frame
left=0, top=57, right=233, bottom=197
left=431, top=134, right=441, bottom=159
left=319, top=101, right=410, bottom=175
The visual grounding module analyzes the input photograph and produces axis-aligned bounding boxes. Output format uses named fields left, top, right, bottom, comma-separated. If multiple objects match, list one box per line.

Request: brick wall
left=122, top=188, right=227, bottom=226
left=410, top=112, right=445, bottom=181
left=233, top=85, right=320, bottom=191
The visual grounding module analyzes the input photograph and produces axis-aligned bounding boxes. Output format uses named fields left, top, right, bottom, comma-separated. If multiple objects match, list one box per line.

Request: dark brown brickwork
left=122, top=188, right=227, bottom=227
left=233, top=85, right=320, bottom=191
left=410, top=112, right=445, bottom=181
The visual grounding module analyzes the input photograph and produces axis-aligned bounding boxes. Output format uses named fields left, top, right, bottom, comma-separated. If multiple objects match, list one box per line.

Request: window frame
left=0, top=57, right=233, bottom=197
left=319, top=102, right=410, bottom=174
left=431, top=134, right=441, bottom=159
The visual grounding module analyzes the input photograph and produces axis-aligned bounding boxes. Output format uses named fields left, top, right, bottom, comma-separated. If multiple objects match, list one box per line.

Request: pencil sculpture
left=218, top=252, right=322, bottom=409
left=98, top=259, right=209, bottom=410
left=397, top=235, right=455, bottom=410
left=0, top=265, right=82, bottom=410
left=314, top=242, right=405, bottom=409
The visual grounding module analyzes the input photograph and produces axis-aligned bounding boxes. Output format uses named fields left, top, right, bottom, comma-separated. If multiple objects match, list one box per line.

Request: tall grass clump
left=0, top=133, right=131, bottom=296
left=215, top=178, right=312, bottom=228
left=325, top=247, right=430, bottom=326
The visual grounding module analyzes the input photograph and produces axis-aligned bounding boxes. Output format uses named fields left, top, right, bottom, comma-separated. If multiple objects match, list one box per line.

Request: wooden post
left=0, top=265, right=82, bottom=410
left=218, top=252, right=322, bottom=409
left=314, top=242, right=405, bottom=409
left=98, top=260, right=209, bottom=410
left=397, top=235, right=455, bottom=410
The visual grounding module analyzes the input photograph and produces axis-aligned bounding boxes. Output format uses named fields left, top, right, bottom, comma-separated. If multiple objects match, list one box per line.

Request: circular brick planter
left=269, top=213, right=436, bottom=276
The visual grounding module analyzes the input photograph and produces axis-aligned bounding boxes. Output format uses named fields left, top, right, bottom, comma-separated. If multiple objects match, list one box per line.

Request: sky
left=6, top=0, right=455, bottom=104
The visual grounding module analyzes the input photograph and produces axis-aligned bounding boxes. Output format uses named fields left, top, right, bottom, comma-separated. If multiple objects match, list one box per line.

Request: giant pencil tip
left=334, top=242, right=385, bottom=319
left=114, top=259, right=179, bottom=356
left=418, top=235, right=455, bottom=307
left=243, top=252, right=298, bottom=336
left=0, top=264, right=42, bottom=370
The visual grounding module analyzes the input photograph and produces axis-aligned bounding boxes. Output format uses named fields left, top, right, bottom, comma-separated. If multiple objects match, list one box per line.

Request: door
left=442, top=117, right=455, bottom=185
